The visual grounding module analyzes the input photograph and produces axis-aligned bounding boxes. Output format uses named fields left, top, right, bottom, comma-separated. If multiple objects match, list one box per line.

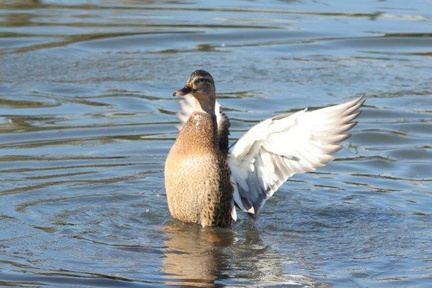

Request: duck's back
left=164, top=112, right=233, bottom=227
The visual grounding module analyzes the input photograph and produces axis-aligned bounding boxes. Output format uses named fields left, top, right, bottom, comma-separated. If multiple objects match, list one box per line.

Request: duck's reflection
left=162, top=222, right=234, bottom=287
left=162, top=221, right=321, bottom=287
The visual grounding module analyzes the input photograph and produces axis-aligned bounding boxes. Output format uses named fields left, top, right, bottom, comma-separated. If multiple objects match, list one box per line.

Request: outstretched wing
left=228, top=96, right=365, bottom=218
left=177, top=94, right=230, bottom=153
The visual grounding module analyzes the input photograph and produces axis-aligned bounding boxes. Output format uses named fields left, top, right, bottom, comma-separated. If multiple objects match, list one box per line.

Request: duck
left=164, top=69, right=364, bottom=227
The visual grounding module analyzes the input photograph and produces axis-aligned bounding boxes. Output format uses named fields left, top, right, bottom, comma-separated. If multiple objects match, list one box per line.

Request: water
left=0, top=0, right=431, bottom=287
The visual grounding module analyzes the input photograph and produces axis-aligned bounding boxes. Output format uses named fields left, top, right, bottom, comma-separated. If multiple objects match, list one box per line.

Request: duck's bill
left=173, top=86, right=192, bottom=96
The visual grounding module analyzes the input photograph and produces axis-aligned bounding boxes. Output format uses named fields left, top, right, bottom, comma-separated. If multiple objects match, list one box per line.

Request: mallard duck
left=165, top=70, right=364, bottom=227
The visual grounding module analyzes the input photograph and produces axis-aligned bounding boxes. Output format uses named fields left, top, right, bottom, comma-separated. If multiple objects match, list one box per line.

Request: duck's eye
left=196, top=77, right=208, bottom=83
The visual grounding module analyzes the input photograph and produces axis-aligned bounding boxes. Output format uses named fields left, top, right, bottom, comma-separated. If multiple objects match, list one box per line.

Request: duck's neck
left=194, top=96, right=215, bottom=115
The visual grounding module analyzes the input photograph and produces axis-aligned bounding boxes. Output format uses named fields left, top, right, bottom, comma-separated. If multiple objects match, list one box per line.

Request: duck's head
left=173, top=70, right=216, bottom=114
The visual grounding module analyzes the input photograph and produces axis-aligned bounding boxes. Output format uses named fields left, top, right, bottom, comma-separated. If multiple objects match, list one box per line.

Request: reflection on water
left=0, top=0, right=431, bottom=287
left=162, top=223, right=319, bottom=287
left=163, top=224, right=236, bottom=286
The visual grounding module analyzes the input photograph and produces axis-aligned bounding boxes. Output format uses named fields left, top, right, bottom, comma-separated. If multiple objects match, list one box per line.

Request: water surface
left=0, top=0, right=431, bottom=287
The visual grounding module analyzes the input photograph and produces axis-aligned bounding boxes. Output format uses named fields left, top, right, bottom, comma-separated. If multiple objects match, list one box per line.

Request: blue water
left=0, top=0, right=431, bottom=287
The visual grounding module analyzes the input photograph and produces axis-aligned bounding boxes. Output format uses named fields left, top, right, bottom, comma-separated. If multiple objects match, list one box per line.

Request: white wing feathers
left=177, top=94, right=195, bottom=130
left=177, top=94, right=226, bottom=132
left=228, top=96, right=365, bottom=218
